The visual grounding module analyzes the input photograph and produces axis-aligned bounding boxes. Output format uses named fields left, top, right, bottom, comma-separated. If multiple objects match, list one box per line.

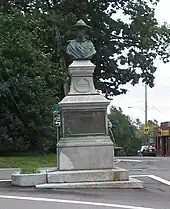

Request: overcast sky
left=110, top=0, right=170, bottom=124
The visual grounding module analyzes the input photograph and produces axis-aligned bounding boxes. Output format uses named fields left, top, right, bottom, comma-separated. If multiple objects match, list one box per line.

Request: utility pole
left=144, top=84, right=148, bottom=145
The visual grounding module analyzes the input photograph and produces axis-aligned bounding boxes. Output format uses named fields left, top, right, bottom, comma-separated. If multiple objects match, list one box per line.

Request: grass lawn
left=0, top=154, right=57, bottom=168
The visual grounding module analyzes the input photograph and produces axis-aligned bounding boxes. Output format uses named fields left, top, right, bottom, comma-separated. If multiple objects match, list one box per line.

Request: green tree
left=108, top=106, right=141, bottom=155
left=1, top=1, right=170, bottom=153
left=0, top=9, right=64, bottom=153
left=3, top=0, right=170, bottom=97
left=135, top=119, right=158, bottom=145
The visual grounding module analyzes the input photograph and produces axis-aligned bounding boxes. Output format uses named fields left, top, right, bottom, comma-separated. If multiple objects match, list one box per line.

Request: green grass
left=20, top=167, right=40, bottom=174
left=0, top=154, right=56, bottom=168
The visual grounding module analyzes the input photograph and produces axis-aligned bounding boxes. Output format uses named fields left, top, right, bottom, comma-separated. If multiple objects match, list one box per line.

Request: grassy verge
left=0, top=154, right=56, bottom=168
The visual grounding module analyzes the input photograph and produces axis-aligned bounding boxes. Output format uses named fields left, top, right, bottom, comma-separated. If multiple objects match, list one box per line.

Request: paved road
left=116, top=156, right=170, bottom=180
left=0, top=156, right=170, bottom=209
left=0, top=180, right=169, bottom=209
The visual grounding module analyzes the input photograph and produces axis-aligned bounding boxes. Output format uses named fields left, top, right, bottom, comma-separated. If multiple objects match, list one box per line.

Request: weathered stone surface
left=36, top=178, right=143, bottom=189
left=48, top=168, right=129, bottom=183
left=59, top=146, right=114, bottom=170
left=58, top=136, right=113, bottom=147
left=58, top=60, right=115, bottom=177
left=58, top=136, right=114, bottom=170
left=63, top=110, right=106, bottom=137
left=59, top=94, right=109, bottom=110
left=59, top=60, right=109, bottom=108
left=11, top=172, right=47, bottom=187
left=68, top=60, right=97, bottom=95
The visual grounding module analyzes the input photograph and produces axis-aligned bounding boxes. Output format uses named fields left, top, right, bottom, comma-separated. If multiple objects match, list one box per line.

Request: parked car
left=137, top=145, right=156, bottom=157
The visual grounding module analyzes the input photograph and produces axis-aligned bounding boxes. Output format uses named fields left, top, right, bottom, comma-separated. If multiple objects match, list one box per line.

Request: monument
left=36, top=20, right=143, bottom=189
left=58, top=19, right=114, bottom=171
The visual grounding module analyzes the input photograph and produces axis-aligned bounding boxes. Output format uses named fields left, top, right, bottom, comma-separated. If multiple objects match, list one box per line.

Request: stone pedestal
left=12, top=59, right=143, bottom=189
left=47, top=168, right=129, bottom=183
left=58, top=136, right=114, bottom=170
left=58, top=60, right=114, bottom=171
left=35, top=59, right=144, bottom=189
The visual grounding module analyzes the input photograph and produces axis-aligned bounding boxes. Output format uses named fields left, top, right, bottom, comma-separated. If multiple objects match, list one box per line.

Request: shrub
left=20, top=167, right=40, bottom=174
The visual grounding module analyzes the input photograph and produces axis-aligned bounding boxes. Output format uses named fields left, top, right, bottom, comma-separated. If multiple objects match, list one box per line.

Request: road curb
left=0, top=167, right=57, bottom=180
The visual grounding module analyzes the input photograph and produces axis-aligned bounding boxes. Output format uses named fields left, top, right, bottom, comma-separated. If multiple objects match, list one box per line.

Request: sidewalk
left=0, top=168, right=20, bottom=180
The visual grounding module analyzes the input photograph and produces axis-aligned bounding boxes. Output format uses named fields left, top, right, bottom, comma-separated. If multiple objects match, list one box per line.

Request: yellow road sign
left=144, top=126, right=149, bottom=134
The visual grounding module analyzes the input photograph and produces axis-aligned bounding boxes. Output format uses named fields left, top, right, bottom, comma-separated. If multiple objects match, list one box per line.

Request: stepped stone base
left=36, top=178, right=143, bottom=189
left=36, top=167, right=143, bottom=189
left=47, top=167, right=129, bottom=183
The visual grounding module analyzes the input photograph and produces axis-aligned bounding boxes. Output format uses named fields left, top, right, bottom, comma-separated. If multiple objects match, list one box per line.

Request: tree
left=108, top=106, right=141, bottom=155
left=1, top=1, right=169, bottom=153
left=0, top=8, right=65, bottom=153
left=2, top=0, right=170, bottom=97
left=135, top=119, right=158, bottom=145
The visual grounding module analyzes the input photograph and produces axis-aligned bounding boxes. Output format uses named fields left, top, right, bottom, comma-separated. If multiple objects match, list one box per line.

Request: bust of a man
left=66, top=19, right=96, bottom=60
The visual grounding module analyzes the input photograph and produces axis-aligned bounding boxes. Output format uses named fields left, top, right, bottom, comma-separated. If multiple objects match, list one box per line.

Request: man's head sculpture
left=66, top=19, right=96, bottom=60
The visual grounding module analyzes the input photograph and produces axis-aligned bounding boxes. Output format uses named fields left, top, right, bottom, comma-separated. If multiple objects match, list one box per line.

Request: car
left=137, top=145, right=156, bottom=157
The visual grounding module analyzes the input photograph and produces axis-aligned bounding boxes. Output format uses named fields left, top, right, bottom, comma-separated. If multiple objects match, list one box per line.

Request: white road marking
left=129, top=169, right=145, bottom=171
left=0, top=168, right=19, bottom=170
left=0, top=179, right=11, bottom=182
left=118, top=158, right=158, bottom=163
left=149, top=175, right=170, bottom=186
left=130, top=174, right=170, bottom=186
left=118, top=159, right=143, bottom=162
left=130, top=175, right=149, bottom=178
left=114, top=159, right=121, bottom=164
left=0, top=194, right=154, bottom=209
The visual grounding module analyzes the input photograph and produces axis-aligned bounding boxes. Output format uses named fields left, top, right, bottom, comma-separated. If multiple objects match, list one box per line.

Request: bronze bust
left=66, top=19, right=96, bottom=60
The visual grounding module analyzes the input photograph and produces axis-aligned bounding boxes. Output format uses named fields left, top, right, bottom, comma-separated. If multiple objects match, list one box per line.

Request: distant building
left=153, top=121, right=170, bottom=156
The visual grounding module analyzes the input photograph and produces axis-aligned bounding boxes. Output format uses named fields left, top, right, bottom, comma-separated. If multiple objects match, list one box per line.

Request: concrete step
left=47, top=168, right=129, bottom=183
left=36, top=177, right=143, bottom=189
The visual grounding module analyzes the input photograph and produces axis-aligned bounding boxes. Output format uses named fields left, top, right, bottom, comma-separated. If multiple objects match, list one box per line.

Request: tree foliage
left=0, top=9, right=65, bottom=153
left=135, top=118, right=158, bottom=145
left=108, top=106, right=142, bottom=155
left=1, top=0, right=170, bottom=96
left=0, top=0, right=169, bottom=153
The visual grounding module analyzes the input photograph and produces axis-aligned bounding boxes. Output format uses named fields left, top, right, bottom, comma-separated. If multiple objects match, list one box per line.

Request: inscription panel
left=63, top=110, right=106, bottom=137
left=74, top=78, right=91, bottom=93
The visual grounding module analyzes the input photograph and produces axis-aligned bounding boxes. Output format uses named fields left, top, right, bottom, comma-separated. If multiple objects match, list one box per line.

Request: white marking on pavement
left=0, top=168, right=19, bottom=170
left=130, top=175, right=149, bottom=178
left=129, top=169, right=145, bottom=171
left=118, top=158, right=158, bottom=163
left=149, top=175, right=170, bottom=186
left=114, top=159, right=121, bottom=164
left=130, top=174, right=170, bottom=186
left=0, top=179, right=11, bottom=182
left=0, top=194, right=154, bottom=209
left=118, top=159, right=143, bottom=162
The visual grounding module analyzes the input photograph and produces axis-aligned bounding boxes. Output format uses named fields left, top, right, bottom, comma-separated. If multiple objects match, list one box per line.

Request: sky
left=110, top=0, right=170, bottom=124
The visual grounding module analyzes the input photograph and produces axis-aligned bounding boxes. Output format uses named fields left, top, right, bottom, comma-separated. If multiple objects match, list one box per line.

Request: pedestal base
left=36, top=178, right=143, bottom=189
left=48, top=168, right=129, bottom=183
left=36, top=167, right=143, bottom=189
left=58, top=136, right=114, bottom=170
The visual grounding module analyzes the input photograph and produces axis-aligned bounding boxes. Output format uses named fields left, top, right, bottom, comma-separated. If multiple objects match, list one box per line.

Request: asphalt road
left=0, top=156, right=170, bottom=209
left=117, top=156, right=170, bottom=180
